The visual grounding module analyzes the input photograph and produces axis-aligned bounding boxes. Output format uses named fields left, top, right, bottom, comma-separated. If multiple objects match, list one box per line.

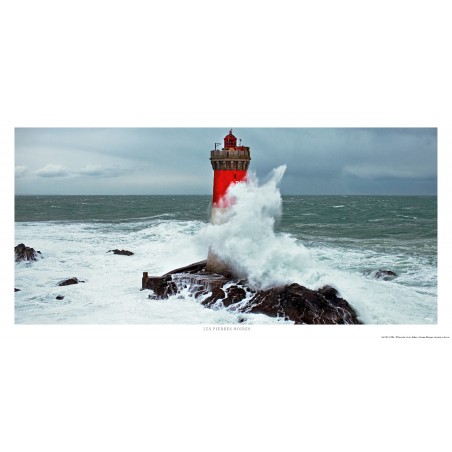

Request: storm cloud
left=15, top=128, right=437, bottom=195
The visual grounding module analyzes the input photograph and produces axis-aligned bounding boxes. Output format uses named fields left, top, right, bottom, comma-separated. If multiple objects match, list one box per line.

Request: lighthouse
left=206, top=129, right=251, bottom=275
left=209, top=129, right=251, bottom=224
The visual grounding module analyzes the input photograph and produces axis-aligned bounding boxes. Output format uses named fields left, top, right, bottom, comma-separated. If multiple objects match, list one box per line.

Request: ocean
left=14, top=169, right=437, bottom=325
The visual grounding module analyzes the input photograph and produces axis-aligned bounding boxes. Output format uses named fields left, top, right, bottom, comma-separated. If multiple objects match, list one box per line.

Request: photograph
left=2, top=1, right=451, bottom=451
left=15, top=127, right=437, bottom=325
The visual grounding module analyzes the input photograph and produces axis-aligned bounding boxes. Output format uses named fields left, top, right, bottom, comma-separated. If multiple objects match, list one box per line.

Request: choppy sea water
left=15, top=173, right=437, bottom=324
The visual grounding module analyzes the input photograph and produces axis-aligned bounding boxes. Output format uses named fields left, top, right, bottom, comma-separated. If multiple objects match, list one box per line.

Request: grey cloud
left=35, top=163, right=69, bottom=177
left=15, top=166, right=27, bottom=177
left=76, top=164, right=126, bottom=177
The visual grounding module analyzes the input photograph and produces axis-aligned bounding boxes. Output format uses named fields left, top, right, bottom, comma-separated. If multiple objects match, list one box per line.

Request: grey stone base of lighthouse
left=206, top=249, right=245, bottom=279
left=206, top=249, right=231, bottom=277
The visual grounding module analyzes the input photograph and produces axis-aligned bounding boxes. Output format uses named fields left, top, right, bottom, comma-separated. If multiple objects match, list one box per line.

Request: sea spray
left=197, top=166, right=315, bottom=289
left=193, top=170, right=437, bottom=324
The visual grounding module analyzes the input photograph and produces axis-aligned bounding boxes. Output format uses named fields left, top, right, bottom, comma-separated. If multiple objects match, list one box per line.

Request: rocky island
left=142, top=261, right=362, bottom=325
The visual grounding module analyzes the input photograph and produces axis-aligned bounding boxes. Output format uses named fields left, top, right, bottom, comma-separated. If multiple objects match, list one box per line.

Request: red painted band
left=212, top=170, right=247, bottom=207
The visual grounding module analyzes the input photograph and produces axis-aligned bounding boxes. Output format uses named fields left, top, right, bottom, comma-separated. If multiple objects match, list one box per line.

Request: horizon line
left=14, top=193, right=438, bottom=197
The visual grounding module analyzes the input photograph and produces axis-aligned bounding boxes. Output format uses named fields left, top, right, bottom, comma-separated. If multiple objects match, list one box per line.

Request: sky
left=15, top=127, right=437, bottom=196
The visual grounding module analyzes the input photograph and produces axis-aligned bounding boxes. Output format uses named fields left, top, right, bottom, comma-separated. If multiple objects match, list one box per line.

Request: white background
left=1, top=1, right=451, bottom=451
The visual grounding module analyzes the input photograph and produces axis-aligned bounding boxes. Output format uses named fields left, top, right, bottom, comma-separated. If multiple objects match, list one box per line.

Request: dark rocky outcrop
left=201, top=285, right=247, bottom=308
left=15, top=288, right=20, bottom=292
left=240, top=283, right=360, bottom=324
left=15, top=243, right=42, bottom=262
left=58, top=277, right=85, bottom=286
left=56, top=295, right=65, bottom=300
left=223, top=285, right=247, bottom=307
left=145, top=274, right=171, bottom=298
left=143, top=260, right=227, bottom=300
left=145, top=275, right=178, bottom=299
left=201, top=287, right=226, bottom=307
left=374, top=269, right=397, bottom=280
left=108, top=249, right=134, bottom=256
left=142, top=261, right=361, bottom=324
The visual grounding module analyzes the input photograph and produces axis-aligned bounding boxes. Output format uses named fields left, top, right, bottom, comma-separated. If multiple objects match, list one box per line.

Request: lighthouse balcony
left=210, top=160, right=250, bottom=171
left=210, top=148, right=250, bottom=159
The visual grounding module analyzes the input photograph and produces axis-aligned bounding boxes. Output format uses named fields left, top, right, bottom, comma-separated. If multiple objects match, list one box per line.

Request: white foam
left=196, top=166, right=315, bottom=289
left=15, top=218, right=287, bottom=324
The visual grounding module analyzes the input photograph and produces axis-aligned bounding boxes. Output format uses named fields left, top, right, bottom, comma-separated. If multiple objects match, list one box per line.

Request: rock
left=56, top=295, right=65, bottom=300
left=222, top=285, right=247, bottom=307
left=241, top=286, right=285, bottom=319
left=108, top=249, right=134, bottom=256
left=58, top=277, right=85, bottom=286
left=193, top=289, right=209, bottom=298
left=15, top=288, right=20, bottom=292
left=201, top=287, right=226, bottom=307
left=142, top=260, right=226, bottom=297
left=374, top=269, right=397, bottom=280
left=165, top=281, right=178, bottom=298
left=142, top=262, right=361, bottom=324
left=142, top=275, right=171, bottom=299
left=318, top=285, right=339, bottom=300
left=15, top=243, right=42, bottom=262
left=241, top=283, right=361, bottom=324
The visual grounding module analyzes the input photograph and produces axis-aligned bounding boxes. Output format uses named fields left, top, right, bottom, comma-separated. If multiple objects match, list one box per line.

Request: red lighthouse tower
left=209, top=129, right=251, bottom=224
left=206, top=130, right=251, bottom=275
